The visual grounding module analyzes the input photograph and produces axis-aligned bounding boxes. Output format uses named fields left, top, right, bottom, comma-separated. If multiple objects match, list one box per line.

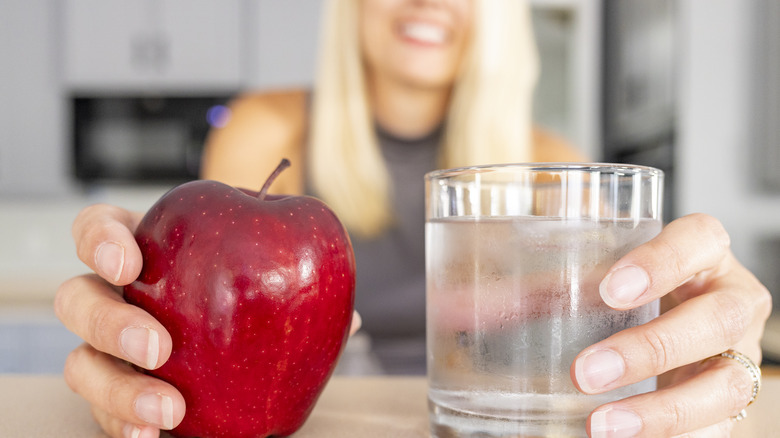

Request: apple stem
left=258, top=158, right=291, bottom=200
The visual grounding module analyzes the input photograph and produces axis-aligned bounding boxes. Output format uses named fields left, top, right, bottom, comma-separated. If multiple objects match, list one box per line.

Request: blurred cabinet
left=242, top=0, right=322, bottom=90
left=601, top=0, right=676, bottom=220
left=0, top=0, right=70, bottom=196
left=62, top=0, right=243, bottom=92
left=531, top=0, right=602, bottom=160
left=755, top=0, right=780, bottom=192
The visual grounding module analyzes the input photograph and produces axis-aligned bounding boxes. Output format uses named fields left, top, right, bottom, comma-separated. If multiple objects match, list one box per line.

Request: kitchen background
left=1, top=0, right=778, bottom=373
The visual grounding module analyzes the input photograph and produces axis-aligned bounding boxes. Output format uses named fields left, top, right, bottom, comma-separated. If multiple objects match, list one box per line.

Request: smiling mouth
left=399, top=22, right=448, bottom=45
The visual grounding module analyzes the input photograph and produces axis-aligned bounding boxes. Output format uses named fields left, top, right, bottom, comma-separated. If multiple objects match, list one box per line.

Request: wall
left=676, top=0, right=780, bottom=306
left=0, top=0, right=71, bottom=196
left=244, top=0, right=322, bottom=91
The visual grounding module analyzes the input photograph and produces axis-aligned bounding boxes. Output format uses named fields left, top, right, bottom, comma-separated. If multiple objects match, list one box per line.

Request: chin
left=393, top=61, right=458, bottom=90
left=405, top=73, right=456, bottom=90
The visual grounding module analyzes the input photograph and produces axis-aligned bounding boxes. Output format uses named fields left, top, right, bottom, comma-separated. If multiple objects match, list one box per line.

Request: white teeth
left=401, top=22, right=447, bottom=44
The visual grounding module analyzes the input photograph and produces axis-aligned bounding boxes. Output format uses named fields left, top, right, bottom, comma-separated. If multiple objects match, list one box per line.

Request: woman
left=56, top=1, right=771, bottom=437
left=201, top=0, right=582, bottom=376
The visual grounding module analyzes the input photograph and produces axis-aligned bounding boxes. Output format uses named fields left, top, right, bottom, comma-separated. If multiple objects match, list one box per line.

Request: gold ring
left=733, top=408, right=748, bottom=421
left=708, top=349, right=762, bottom=421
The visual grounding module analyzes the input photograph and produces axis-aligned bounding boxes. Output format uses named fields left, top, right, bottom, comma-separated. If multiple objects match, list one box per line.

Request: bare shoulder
left=201, top=89, right=308, bottom=193
left=230, top=89, right=307, bottom=128
left=531, top=127, right=589, bottom=162
left=218, top=89, right=307, bottom=154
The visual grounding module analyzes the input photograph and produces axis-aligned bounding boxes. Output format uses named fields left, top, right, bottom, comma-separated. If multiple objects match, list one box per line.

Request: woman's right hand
left=55, top=204, right=186, bottom=438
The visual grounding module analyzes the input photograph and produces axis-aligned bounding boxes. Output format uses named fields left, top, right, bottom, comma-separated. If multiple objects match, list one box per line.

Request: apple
left=124, top=159, right=356, bottom=437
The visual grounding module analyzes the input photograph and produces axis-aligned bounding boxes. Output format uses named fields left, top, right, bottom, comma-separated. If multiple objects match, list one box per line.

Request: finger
left=64, top=343, right=185, bottom=431
left=573, top=258, right=769, bottom=394
left=672, top=255, right=773, bottom=356
left=599, top=213, right=731, bottom=310
left=91, top=406, right=161, bottom=438
left=672, top=420, right=733, bottom=438
left=55, top=274, right=171, bottom=370
left=72, top=204, right=144, bottom=286
left=587, top=357, right=751, bottom=437
left=350, top=311, right=362, bottom=336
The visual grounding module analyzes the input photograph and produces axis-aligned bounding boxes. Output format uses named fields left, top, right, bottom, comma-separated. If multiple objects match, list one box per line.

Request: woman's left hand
left=571, top=213, right=772, bottom=437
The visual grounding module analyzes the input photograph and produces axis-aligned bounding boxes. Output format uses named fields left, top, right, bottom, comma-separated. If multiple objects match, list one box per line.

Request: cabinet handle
left=130, top=33, right=169, bottom=74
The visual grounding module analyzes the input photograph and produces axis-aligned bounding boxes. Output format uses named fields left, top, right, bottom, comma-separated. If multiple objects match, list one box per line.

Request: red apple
left=124, top=159, right=355, bottom=437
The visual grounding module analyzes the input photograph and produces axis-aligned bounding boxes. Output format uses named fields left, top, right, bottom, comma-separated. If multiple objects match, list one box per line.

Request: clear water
left=426, top=217, right=661, bottom=437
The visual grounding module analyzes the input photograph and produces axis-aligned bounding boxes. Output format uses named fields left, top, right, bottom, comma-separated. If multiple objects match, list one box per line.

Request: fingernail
left=590, top=408, right=642, bottom=438
left=120, top=327, right=160, bottom=369
left=135, top=393, right=174, bottom=430
left=96, top=241, right=125, bottom=283
left=575, top=349, right=625, bottom=393
left=123, top=424, right=141, bottom=438
left=600, top=265, right=649, bottom=308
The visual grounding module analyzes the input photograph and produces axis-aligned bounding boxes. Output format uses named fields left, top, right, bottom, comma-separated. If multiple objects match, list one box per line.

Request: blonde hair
left=308, top=0, right=539, bottom=237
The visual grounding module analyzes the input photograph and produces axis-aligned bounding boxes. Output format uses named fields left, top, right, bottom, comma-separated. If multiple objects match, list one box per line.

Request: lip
left=396, top=20, right=451, bottom=47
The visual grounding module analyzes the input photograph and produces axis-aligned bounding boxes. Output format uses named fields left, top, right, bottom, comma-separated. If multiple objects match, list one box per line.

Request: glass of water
left=425, top=163, right=664, bottom=437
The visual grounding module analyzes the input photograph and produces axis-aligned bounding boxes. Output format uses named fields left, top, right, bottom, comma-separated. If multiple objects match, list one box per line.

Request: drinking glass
left=425, top=163, right=664, bottom=437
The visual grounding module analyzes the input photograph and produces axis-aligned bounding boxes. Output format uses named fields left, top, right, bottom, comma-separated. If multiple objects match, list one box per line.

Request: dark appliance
left=73, top=96, right=232, bottom=183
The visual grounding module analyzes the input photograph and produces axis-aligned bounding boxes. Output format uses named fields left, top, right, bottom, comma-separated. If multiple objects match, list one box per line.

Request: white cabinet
left=63, top=0, right=243, bottom=92
left=0, top=0, right=70, bottom=196
left=243, top=0, right=323, bottom=90
left=531, top=0, right=602, bottom=159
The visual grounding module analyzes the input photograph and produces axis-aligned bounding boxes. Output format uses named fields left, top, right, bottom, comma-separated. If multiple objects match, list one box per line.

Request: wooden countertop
left=1, top=370, right=778, bottom=437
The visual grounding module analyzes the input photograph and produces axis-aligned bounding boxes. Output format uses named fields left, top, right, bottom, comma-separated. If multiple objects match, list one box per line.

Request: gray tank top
left=307, top=122, right=442, bottom=375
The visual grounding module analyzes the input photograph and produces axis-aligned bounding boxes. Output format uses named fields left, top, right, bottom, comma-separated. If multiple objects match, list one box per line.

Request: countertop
left=1, top=369, right=778, bottom=437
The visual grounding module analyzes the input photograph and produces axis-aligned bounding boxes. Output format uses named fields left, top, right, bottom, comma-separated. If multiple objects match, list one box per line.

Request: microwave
left=72, top=96, right=232, bottom=183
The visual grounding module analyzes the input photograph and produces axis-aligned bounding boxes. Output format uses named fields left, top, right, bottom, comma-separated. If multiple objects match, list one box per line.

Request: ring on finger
left=705, top=349, right=762, bottom=420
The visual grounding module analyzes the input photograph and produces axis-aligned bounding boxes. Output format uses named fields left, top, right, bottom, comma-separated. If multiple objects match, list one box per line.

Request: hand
left=571, top=213, right=772, bottom=437
left=55, top=204, right=363, bottom=438
left=55, top=204, right=185, bottom=438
